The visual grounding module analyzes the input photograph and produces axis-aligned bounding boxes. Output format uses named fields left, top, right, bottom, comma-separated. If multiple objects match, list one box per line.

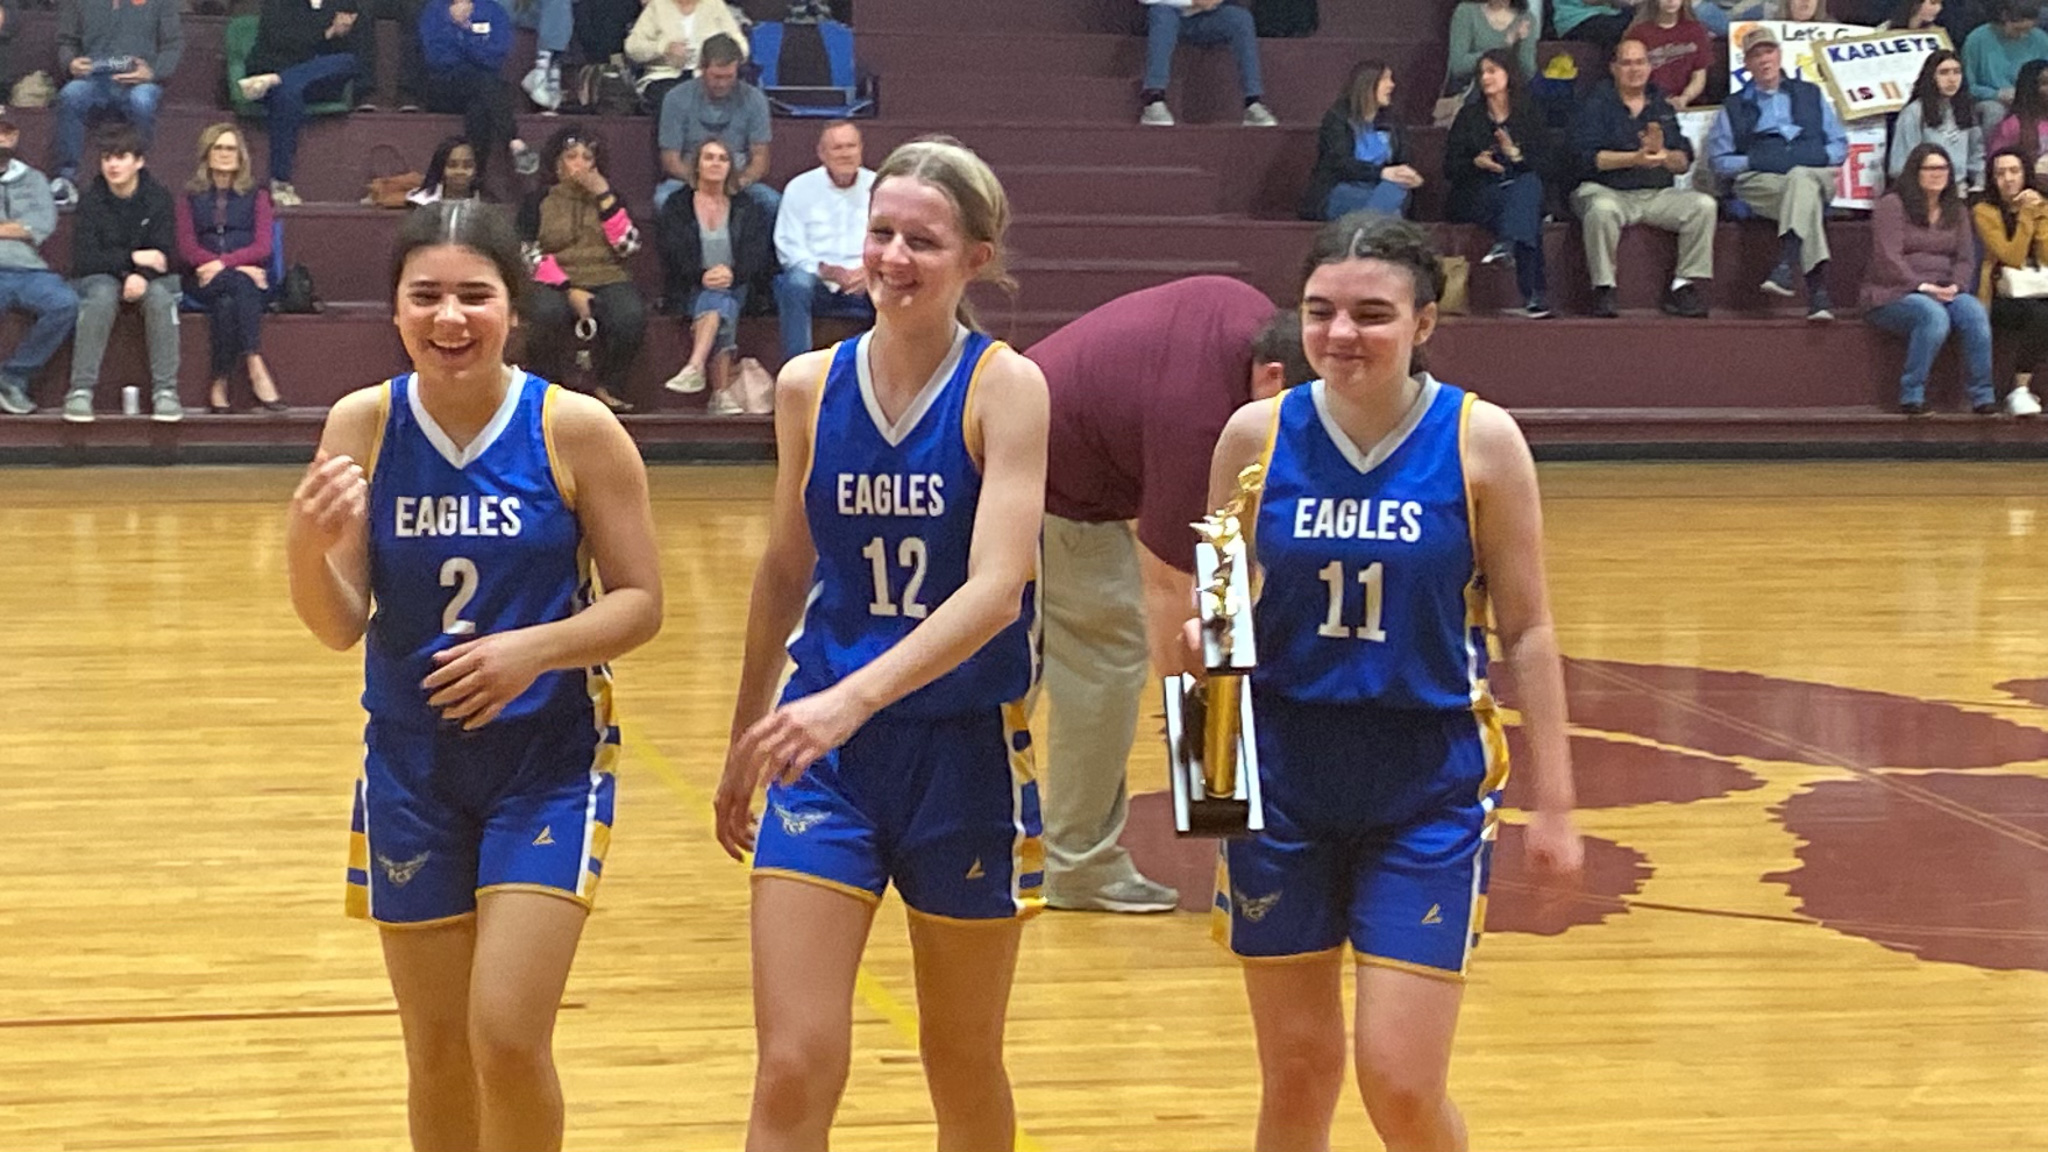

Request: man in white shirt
left=771, top=120, right=875, bottom=363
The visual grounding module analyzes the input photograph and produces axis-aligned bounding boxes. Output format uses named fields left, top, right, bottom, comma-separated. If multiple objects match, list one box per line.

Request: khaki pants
left=1571, top=182, right=1719, bottom=288
left=1733, top=167, right=1836, bottom=271
left=1035, top=515, right=1152, bottom=899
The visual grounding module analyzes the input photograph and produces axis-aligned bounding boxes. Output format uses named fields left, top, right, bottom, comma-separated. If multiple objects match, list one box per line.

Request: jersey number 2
left=864, top=536, right=929, bottom=619
left=1317, top=560, right=1388, bottom=642
left=441, top=557, right=480, bottom=636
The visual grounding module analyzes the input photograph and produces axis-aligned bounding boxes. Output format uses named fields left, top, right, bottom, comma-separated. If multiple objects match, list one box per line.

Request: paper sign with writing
left=1814, top=28, right=1954, bottom=119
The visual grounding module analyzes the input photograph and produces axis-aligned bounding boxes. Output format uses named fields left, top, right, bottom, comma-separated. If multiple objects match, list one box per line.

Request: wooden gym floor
left=4, top=461, right=2047, bottom=1152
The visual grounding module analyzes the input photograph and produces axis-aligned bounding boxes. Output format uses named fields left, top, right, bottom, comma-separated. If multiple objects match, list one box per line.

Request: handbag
left=575, top=57, right=644, bottom=116
left=1437, top=255, right=1470, bottom=316
left=1433, top=84, right=1470, bottom=129
left=1998, top=264, right=2048, bottom=299
left=736, top=356, right=775, bottom=414
left=361, top=143, right=423, bottom=210
left=273, top=263, right=322, bottom=314
left=10, top=71, right=53, bottom=109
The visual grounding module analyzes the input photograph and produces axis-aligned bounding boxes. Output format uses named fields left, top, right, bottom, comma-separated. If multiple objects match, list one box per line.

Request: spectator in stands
left=626, top=0, right=747, bottom=113
left=1572, top=38, right=1715, bottom=317
left=1554, top=0, right=1637, bottom=52
left=357, top=0, right=425, bottom=112
left=1938, top=0, right=1990, bottom=41
left=772, top=120, right=873, bottom=364
left=64, top=124, right=179, bottom=423
left=1964, top=0, right=2048, bottom=139
left=1777, top=0, right=1836, bottom=16
left=1301, top=61, right=1423, bottom=219
left=239, top=0, right=370, bottom=206
left=1709, top=26, right=1845, bottom=320
left=1448, top=50, right=1553, bottom=316
left=1446, top=0, right=1538, bottom=96
left=1631, top=0, right=1713, bottom=110
left=1892, top=50, right=1985, bottom=190
left=419, top=0, right=539, bottom=197
left=519, top=125, right=646, bottom=413
left=517, top=0, right=569, bottom=111
left=175, top=123, right=285, bottom=415
left=656, top=138, right=774, bottom=409
left=1138, top=0, right=1278, bottom=127
left=1876, top=0, right=1946, bottom=29
left=406, top=136, right=483, bottom=205
left=1695, top=0, right=1773, bottom=35
left=1987, top=59, right=2048, bottom=158
left=1863, top=142, right=1997, bottom=413
left=656, top=34, right=777, bottom=215
left=0, top=121, right=80, bottom=418
left=1023, top=276, right=1313, bottom=914
left=49, top=0, right=182, bottom=210
left=1974, top=145, right=2048, bottom=413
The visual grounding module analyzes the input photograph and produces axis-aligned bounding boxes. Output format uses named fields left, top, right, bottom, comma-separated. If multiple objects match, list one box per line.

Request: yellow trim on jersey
left=541, top=383, right=577, bottom=511
left=905, top=904, right=1042, bottom=926
left=753, top=867, right=884, bottom=905
left=361, top=382, right=393, bottom=481
left=1241, top=397, right=1286, bottom=602
left=1474, top=704, right=1511, bottom=800
left=960, top=338, right=1007, bottom=468
left=1456, top=389, right=1479, bottom=569
left=360, top=909, right=478, bottom=930
left=1357, top=952, right=1469, bottom=983
left=1235, top=946, right=1348, bottom=966
left=477, top=882, right=596, bottom=910
left=798, top=344, right=837, bottom=494
left=1002, top=698, right=1047, bottom=919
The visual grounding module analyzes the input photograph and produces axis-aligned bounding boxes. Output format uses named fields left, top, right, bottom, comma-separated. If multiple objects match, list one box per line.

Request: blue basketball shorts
left=1213, top=696, right=1509, bottom=979
left=752, top=700, right=1044, bottom=921
left=347, top=711, right=619, bottom=926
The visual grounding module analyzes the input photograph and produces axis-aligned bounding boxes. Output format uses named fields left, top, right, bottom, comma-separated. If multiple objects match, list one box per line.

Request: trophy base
left=1161, top=673, right=1266, bottom=840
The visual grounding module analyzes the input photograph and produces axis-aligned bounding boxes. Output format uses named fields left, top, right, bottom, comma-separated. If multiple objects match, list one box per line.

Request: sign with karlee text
left=1813, top=28, right=1953, bottom=119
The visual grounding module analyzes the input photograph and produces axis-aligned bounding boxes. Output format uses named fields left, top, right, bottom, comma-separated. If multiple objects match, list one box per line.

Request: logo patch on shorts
left=1233, top=887, right=1281, bottom=923
left=1422, top=903, right=1444, bottom=925
left=533, top=826, right=555, bottom=847
left=377, top=851, right=431, bottom=887
left=965, top=857, right=986, bottom=880
left=772, top=803, right=827, bottom=836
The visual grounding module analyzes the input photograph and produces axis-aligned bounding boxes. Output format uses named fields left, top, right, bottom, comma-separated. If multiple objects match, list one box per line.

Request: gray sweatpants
left=69, top=273, right=180, bottom=396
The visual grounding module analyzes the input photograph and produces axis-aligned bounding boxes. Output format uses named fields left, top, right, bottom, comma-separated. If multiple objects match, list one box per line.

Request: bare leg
left=746, top=877, right=878, bottom=1152
left=247, top=353, right=280, bottom=404
left=687, top=311, right=720, bottom=372
left=906, top=912, right=1024, bottom=1152
left=1243, top=951, right=1348, bottom=1152
left=468, top=890, right=589, bottom=1152
left=1355, top=963, right=1468, bottom=1152
left=380, top=916, right=483, bottom=1152
left=209, top=375, right=230, bottom=409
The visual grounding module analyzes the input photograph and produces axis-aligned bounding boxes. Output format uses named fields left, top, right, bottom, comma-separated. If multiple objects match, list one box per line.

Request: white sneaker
left=664, top=364, right=706, bottom=394
left=2009, top=383, right=2043, bottom=417
left=1242, top=101, right=1279, bottom=127
left=1139, top=100, right=1175, bottom=127
left=707, top=387, right=745, bottom=415
left=521, top=64, right=561, bottom=112
left=48, top=177, right=78, bottom=210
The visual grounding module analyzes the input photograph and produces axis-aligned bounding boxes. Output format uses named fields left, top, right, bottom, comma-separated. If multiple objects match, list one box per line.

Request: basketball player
left=712, top=137, right=1048, bottom=1152
left=285, top=201, right=663, bottom=1152
left=1204, top=213, right=1582, bottom=1152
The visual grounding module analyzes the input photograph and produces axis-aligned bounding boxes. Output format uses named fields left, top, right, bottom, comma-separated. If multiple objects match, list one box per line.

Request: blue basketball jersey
left=1251, top=375, right=1489, bottom=712
left=785, top=327, right=1038, bottom=720
left=362, top=372, right=604, bottom=728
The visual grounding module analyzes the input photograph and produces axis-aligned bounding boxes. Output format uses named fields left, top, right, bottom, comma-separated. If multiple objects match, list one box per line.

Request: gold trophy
left=1161, top=463, right=1266, bottom=838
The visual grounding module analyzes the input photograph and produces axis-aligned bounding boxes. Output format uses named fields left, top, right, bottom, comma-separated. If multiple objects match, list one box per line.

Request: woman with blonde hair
left=173, top=123, right=286, bottom=414
left=713, top=135, right=1048, bottom=1152
left=1629, top=0, right=1714, bottom=108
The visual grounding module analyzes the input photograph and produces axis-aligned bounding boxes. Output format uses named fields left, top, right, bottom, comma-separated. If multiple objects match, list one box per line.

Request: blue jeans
left=773, top=268, right=875, bottom=362
left=1144, top=4, right=1263, bottom=99
left=0, top=268, right=80, bottom=383
left=1324, top=180, right=1410, bottom=220
left=260, top=53, right=359, bottom=182
left=1865, top=292, right=1994, bottom=407
left=53, top=77, right=162, bottom=180
left=513, top=0, right=574, bottom=55
left=1459, top=172, right=1547, bottom=301
left=655, top=179, right=781, bottom=218
left=691, top=284, right=747, bottom=353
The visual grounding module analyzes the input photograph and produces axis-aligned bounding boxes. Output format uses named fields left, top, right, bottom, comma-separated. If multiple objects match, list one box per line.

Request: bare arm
left=1466, top=400, right=1580, bottom=874
left=660, top=148, right=691, bottom=182
left=285, top=387, right=385, bottom=650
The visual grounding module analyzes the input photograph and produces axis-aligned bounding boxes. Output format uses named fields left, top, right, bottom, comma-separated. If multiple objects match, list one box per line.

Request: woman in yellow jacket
left=625, top=0, right=747, bottom=112
left=1975, top=145, right=2048, bottom=416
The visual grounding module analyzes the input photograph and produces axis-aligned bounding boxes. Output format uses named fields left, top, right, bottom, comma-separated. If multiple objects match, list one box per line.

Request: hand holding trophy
left=1162, top=462, right=1267, bottom=837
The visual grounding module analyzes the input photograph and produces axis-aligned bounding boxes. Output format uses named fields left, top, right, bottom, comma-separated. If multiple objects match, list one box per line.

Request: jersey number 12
left=864, top=536, right=929, bottom=619
left=1317, top=560, right=1388, bottom=642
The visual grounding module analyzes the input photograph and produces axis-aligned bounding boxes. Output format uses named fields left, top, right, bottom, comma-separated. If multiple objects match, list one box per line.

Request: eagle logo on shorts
left=1233, top=887, right=1281, bottom=923
left=377, top=852, right=431, bottom=888
left=772, top=803, right=827, bottom=837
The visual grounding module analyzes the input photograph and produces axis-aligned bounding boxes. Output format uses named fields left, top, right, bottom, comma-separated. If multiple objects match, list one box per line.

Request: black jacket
left=1444, top=92, right=1551, bottom=222
left=1301, top=105, right=1408, bottom=220
left=247, top=0, right=360, bottom=78
left=1573, top=80, right=1689, bottom=191
left=656, top=188, right=777, bottom=312
left=73, top=169, right=177, bottom=280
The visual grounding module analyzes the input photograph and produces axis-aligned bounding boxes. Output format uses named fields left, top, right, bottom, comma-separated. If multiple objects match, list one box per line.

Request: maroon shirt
left=1028, top=276, right=1276, bottom=574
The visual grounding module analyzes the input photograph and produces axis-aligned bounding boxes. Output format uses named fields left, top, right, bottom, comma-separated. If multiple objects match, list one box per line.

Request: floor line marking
left=0, top=1003, right=590, bottom=1031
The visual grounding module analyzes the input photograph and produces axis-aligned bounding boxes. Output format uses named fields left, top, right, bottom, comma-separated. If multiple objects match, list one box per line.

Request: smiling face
left=1299, top=257, right=1437, bottom=395
left=818, top=123, right=863, bottom=185
left=863, top=175, right=990, bottom=325
left=394, top=243, right=513, bottom=384
left=1612, top=40, right=1652, bottom=96
left=441, top=144, right=476, bottom=198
